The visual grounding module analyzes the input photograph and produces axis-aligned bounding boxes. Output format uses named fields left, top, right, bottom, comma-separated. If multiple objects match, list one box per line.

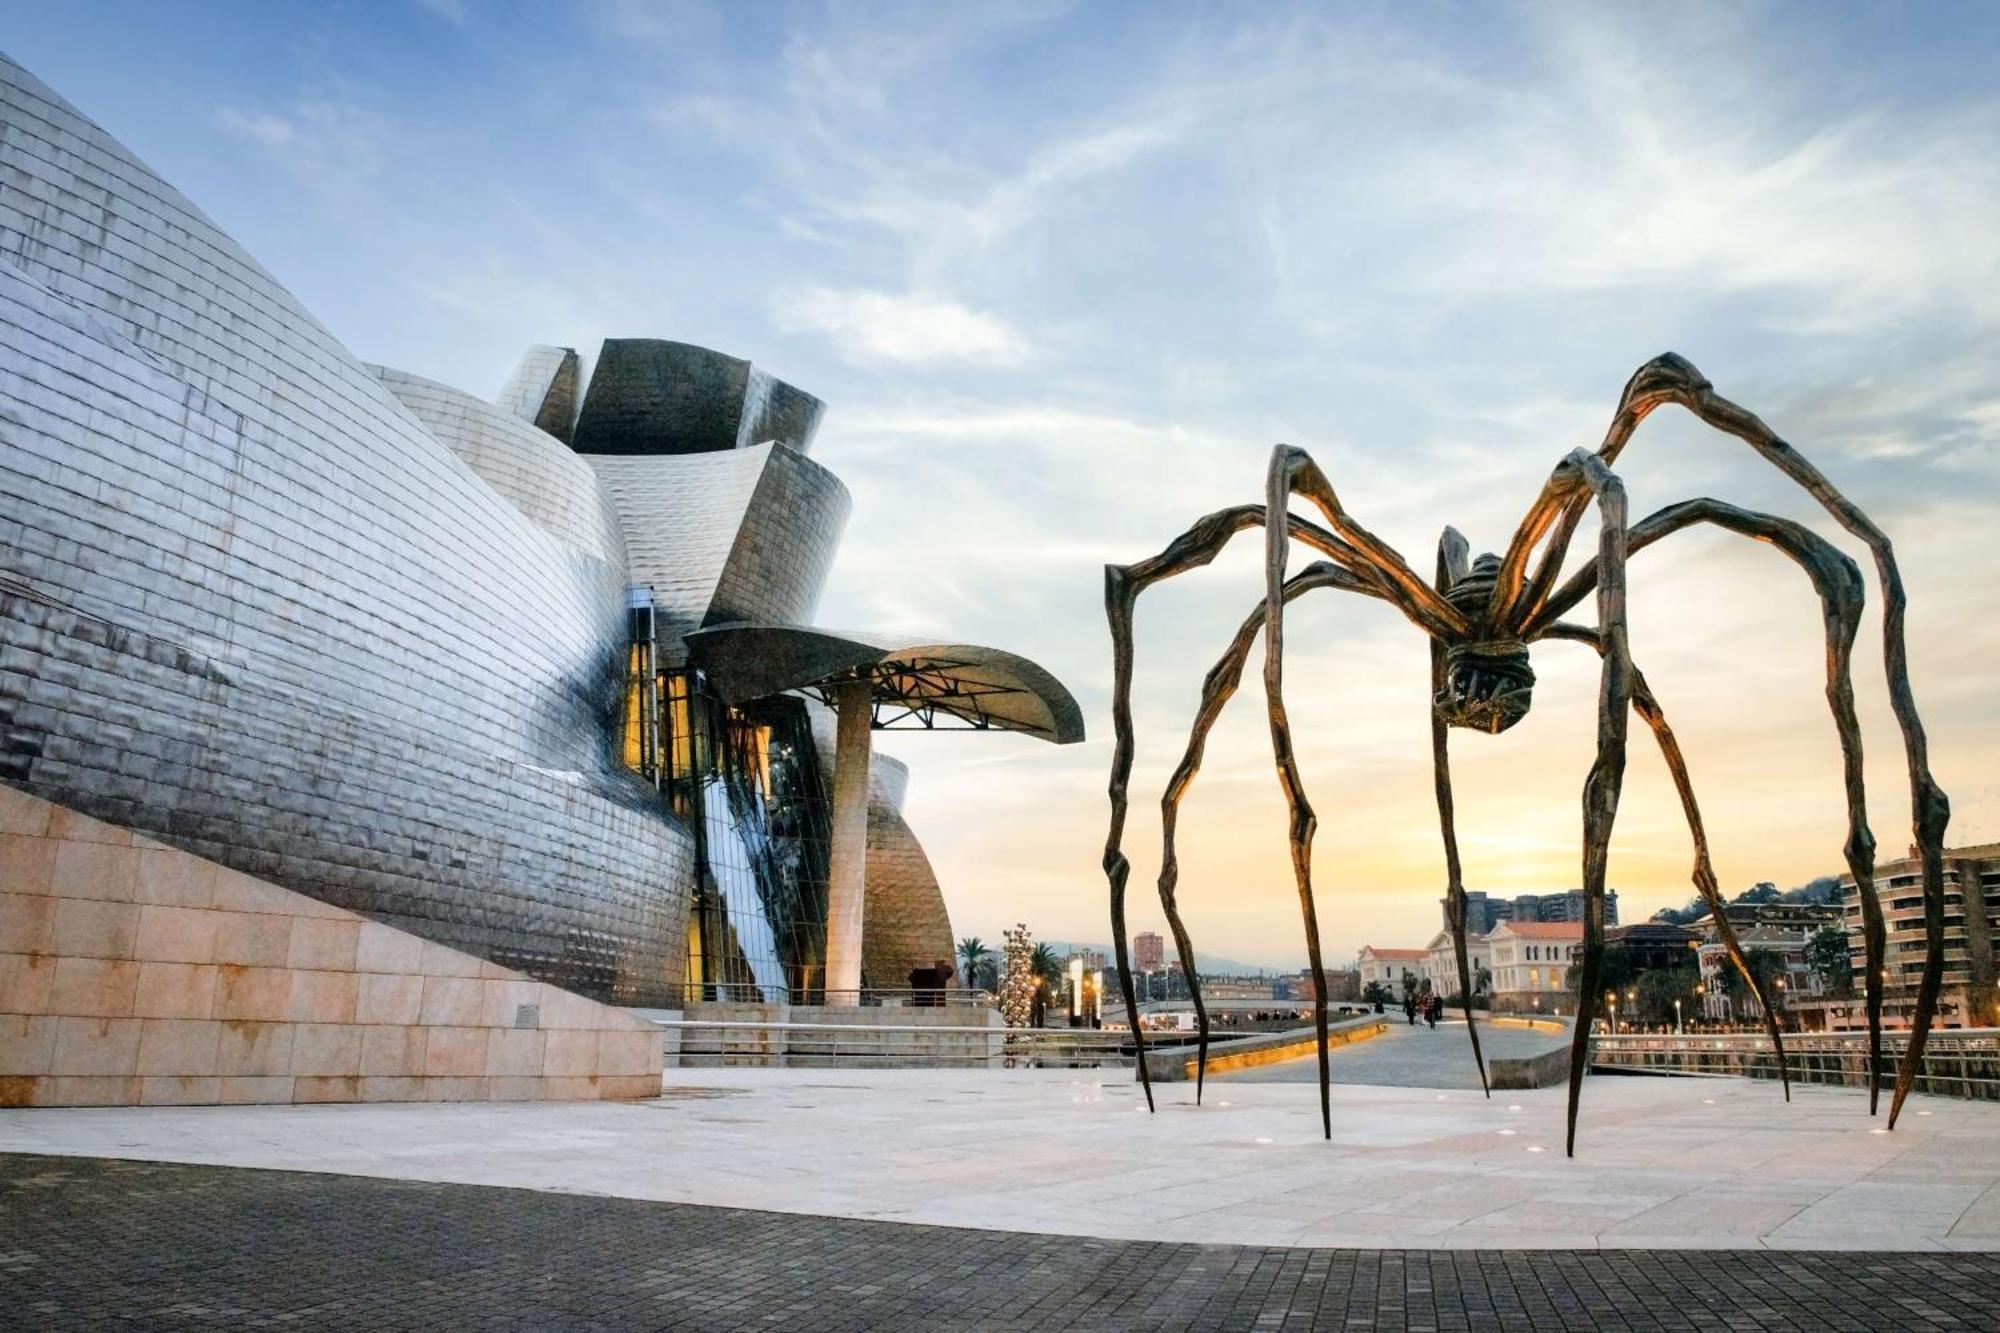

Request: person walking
left=1425, top=993, right=1441, bottom=1029
left=1403, top=994, right=1417, bottom=1025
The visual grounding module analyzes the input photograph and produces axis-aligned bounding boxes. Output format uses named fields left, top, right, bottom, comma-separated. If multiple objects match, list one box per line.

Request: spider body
left=1435, top=554, right=1536, bottom=734
left=1102, top=353, right=1952, bottom=1158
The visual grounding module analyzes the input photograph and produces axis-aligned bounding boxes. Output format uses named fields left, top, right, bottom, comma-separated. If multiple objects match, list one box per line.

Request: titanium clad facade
left=0, top=54, right=1056, bottom=1015
left=587, top=445, right=850, bottom=660
left=0, top=55, right=693, bottom=1004
left=370, top=365, right=628, bottom=568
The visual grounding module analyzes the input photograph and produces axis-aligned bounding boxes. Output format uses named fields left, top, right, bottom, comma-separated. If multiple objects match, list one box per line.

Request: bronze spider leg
left=1508, top=354, right=1949, bottom=1128
left=1156, top=562, right=1387, bottom=1103
left=1553, top=450, right=1633, bottom=1158
left=1431, top=527, right=1489, bottom=1096
left=1544, top=623, right=1794, bottom=1101
left=1262, top=445, right=1473, bottom=1139
left=1106, top=495, right=1453, bottom=1117
left=1537, top=497, right=1874, bottom=1106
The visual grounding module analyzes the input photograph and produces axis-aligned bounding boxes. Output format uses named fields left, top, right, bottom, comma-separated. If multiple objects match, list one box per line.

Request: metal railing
left=654, top=1016, right=1166, bottom=1069
left=677, top=984, right=998, bottom=1010
left=1590, top=1028, right=2000, bottom=1100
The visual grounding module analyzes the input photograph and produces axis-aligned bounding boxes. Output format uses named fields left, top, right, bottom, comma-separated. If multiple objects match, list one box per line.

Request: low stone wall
left=0, top=785, right=662, bottom=1106
left=1141, top=1017, right=1390, bottom=1084
left=669, top=1001, right=1006, bottom=1068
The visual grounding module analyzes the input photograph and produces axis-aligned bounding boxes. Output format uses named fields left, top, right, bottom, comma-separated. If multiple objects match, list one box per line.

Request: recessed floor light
left=1498, top=1129, right=1516, bottom=1136
left=1508, top=1105, right=1522, bottom=1112
left=1526, top=1145, right=1546, bottom=1153
left=1218, top=1100, right=1232, bottom=1107
left=1917, top=1110, right=1933, bottom=1117
left=1255, top=1137, right=1275, bottom=1145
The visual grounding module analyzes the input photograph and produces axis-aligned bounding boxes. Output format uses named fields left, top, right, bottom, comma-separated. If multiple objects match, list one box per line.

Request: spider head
left=1435, top=639, right=1535, bottom=735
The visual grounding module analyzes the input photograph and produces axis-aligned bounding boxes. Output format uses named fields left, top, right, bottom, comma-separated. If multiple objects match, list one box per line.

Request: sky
left=6, top=1, right=1998, bottom=970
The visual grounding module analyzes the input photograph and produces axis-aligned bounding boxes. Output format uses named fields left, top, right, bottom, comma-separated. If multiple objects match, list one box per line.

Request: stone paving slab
left=3, top=1153, right=1997, bottom=1331
left=4, top=1068, right=1996, bottom=1251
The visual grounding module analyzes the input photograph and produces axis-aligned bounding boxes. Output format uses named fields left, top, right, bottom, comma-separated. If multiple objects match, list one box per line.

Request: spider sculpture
left=1102, top=354, right=1951, bottom=1156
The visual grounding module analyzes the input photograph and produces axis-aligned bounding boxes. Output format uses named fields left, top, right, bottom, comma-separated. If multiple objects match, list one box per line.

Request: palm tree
left=1029, top=942, right=1063, bottom=995
left=957, top=936, right=990, bottom=991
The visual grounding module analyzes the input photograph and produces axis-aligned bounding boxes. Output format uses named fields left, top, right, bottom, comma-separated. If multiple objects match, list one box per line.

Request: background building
left=1133, top=931, right=1165, bottom=973
left=1423, top=930, right=1491, bottom=1001
left=1357, top=946, right=1428, bottom=996
left=1839, top=842, right=2000, bottom=1030
left=1447, top=890, right=1620, bottom=934
left=1487, top=922, right=1582, bottom=1014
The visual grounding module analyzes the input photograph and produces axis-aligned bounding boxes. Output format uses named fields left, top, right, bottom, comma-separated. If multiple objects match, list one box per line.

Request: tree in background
left=1361, top=980, right=1394, bottom=1007
left=957, top=937, right=995, bottom=992
left=1566, top=943, right=1636, bottom=1013
left=1633, top=964, right=1700, bottom=1029
left=1718, top=947, right=1790, bottom=1024
left=1805, top=925, right=1854, bottom=998
left=1029, top=942, right=1064, bottom=1002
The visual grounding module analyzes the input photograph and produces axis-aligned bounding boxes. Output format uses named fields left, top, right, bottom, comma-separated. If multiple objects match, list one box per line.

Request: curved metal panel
left=571, top=339, right=825, bottom=456
left=0, top=56, right=691, bottom=1005
left=863, top=788, right=957, bottom=991
left=496, top=344, right=581, bottom=443
left=586, top=445, right=850, bottom=658
left=373, top=365, right=629, bottom=568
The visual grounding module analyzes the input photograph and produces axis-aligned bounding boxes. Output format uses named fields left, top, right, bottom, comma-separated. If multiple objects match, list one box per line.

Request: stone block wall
left=0, top=785, right=662, bottom=1107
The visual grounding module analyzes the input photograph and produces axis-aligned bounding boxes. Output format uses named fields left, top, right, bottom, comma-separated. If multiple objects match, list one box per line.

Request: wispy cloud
left=775, top=286, right=1030, bottom=365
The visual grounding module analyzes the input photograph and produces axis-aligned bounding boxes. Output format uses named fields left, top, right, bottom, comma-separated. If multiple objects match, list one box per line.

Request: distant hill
left=1040, top=940, right=1299, bottom=976
left=1650, top=875, right=1842, bottom=926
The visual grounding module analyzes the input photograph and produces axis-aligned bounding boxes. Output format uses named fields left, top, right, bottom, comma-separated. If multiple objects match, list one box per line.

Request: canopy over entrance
left=684, top=623, right=1084, bottom=743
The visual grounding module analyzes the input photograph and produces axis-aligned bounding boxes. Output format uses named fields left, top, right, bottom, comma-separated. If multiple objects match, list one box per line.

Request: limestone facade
left=0, top=784, right=662, bottom=1107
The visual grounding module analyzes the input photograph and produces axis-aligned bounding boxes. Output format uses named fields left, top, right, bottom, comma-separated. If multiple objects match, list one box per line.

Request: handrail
left=679, top=985, right=999, bottom=1007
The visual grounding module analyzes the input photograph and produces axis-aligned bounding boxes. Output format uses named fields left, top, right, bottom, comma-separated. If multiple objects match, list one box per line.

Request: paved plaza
left=5, top=1152, right=1997, bottom=1332
left=4, top=1066, right=1998, bottom=1251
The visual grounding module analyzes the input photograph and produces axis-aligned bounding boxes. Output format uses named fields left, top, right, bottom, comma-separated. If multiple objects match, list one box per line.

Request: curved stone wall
left=0, top=56, right=693, bottom=1004
left=371, top=365, right=628, bottom=569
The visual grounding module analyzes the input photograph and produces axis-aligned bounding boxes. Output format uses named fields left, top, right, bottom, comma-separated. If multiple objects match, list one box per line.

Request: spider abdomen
left=1436, top=639, right=1535, bottom=733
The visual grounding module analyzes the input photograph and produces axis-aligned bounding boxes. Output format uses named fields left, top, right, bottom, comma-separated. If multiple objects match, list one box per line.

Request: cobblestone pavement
left=5, top=1154, right=1996, bottom=1332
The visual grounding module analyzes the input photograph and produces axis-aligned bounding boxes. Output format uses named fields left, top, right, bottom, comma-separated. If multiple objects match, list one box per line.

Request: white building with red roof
left=1488, top=921, right=1585, bottom=1014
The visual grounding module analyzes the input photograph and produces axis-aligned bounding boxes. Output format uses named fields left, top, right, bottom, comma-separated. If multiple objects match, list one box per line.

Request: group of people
left=1403, top=991, right=1445, bottom=1029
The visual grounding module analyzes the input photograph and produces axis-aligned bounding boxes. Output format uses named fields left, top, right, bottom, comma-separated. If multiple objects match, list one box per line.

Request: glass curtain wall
left=625, top=646, right=832, bottom=1003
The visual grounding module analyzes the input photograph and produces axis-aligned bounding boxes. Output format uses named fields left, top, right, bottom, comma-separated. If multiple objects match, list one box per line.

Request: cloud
left=774, top=286, right=1030, bottom=365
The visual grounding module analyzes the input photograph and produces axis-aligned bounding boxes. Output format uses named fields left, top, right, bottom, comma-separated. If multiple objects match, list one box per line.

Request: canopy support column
left=823, top=677, right=873, bottom=1005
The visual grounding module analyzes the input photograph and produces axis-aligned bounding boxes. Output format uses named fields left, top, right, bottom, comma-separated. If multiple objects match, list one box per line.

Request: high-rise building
left=1839, top=843, right=2000, bottom=1029
left=1444, top=889, right=1618, bottom=933
left=1133, top=931, right=1165, bottom=972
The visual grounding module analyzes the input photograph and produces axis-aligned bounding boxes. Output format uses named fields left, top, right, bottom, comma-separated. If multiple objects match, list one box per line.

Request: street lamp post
left=1674, top=997, right=1683, bottom=1036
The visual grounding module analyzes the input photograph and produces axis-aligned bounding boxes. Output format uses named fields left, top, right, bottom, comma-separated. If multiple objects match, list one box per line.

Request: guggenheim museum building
left=0, top=54, right=1081, bottom=1017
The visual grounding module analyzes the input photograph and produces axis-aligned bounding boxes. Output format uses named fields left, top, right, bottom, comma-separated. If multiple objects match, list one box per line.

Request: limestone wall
left=0, top=785, right=662, bottom=1107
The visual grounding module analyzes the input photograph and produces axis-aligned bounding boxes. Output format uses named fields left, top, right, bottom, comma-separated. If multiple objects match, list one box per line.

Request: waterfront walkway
left=4, top=1067, right=1998, bottom=1252
left=5, top=1152, right=1996, bottom=1331
left=1215, top=1017, right=1559, bottom=1088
